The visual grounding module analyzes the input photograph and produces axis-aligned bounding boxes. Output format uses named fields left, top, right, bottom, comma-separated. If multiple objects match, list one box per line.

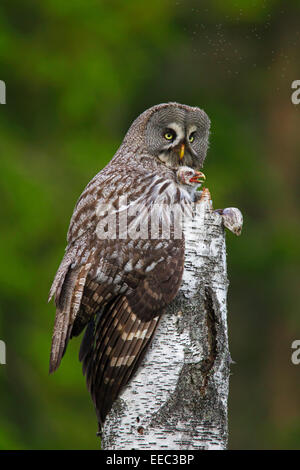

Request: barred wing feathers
left=78, top=243, right=184, bottom=428
left=49, top=164, right=186, bottom=428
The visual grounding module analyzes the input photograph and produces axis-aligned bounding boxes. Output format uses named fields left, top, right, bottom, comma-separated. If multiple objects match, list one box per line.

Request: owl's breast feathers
left=49, top=163, right=191, bottom=429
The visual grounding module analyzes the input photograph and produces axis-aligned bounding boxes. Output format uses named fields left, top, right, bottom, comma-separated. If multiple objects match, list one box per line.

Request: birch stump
left=102, top=188, right=243, bottom=450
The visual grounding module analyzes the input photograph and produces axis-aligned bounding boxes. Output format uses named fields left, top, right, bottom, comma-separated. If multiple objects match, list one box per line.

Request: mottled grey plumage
left=49, top=102, right=210, bottom=431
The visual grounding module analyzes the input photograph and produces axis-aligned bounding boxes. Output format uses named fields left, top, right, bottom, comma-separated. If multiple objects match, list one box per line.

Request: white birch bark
left=102, top=188, right=243, bottom=450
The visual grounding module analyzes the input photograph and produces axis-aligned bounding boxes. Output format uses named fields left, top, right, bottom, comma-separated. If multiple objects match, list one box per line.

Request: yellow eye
left=164, top=132, right=174, bottom=140
left=189, top=134, right=195, bottom=143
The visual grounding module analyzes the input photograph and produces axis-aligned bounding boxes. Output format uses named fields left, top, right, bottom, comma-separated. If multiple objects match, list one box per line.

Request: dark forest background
left=0, top=0, right=299, bottom=449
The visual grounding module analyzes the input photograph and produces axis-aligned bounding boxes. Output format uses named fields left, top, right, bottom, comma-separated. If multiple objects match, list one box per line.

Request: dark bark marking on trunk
left=200, top=286, right=218, bottom=393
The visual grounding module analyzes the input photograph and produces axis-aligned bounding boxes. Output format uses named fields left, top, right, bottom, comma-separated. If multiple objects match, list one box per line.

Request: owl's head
left=137, top=103, right=210, bottom=170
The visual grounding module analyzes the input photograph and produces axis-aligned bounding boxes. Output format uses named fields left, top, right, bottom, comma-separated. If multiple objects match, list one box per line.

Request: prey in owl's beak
left=189, top=170, right=206, bottom=184
left=176, top=166, right=206, bottom=188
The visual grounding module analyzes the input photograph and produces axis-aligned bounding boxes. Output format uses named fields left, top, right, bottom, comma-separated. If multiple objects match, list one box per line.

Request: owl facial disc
left=144, top=103, right=210, bottom=170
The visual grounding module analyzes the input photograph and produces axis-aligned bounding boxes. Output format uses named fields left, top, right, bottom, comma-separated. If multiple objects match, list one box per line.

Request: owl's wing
left=49, top=165, right=172, bottom=372
left=49, top=166, right=133, bottom=372
left=48, top=169, right=115, bottom=373
left=49, top=165, right=186, bottom=428
left=48, top=245, right=95, bottom=373
left=78, top=242, right=184, bottom=430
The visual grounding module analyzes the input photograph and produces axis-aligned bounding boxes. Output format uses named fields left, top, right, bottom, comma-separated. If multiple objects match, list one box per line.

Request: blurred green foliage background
left=0, top=0, right=299, bottom=449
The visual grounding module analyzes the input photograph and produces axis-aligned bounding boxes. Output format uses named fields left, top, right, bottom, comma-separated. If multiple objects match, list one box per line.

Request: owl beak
left=179, top=143, right=185, bottom=160
left=189, top=171, right=206, bottom=184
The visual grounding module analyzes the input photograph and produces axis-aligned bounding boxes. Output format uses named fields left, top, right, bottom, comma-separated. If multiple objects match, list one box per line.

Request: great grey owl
left=49, top=102, right=210, bottom=432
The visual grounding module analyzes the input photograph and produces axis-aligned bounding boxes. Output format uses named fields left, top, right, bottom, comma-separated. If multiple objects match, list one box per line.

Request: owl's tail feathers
left=49, top=258, right=92, bottom=374
left=79, top=295, right=160, bottom=433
